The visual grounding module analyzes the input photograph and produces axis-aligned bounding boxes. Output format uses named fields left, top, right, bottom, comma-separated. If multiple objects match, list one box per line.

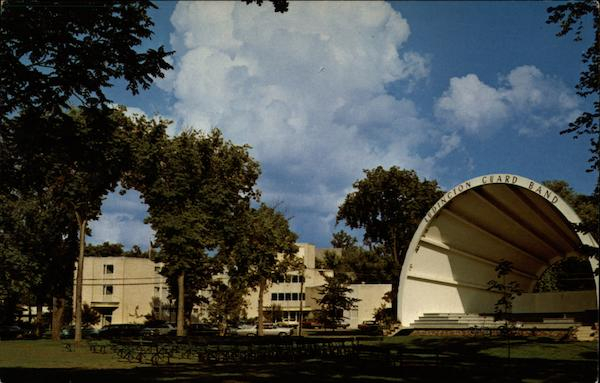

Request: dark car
left=0, top=324, right=24, bottom=340
left=60, top=325, right=100, bottom=339
left=187, top=323, right=219, bottom=336
left=97, top=323, right=144, bottom=338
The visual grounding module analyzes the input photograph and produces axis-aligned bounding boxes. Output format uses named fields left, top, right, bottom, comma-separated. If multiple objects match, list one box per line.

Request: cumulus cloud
left=88, top=190, right=154, bottom=250
left=434, top=65, right=579, bottom=136
left=159, top=1, right=450, bottom=244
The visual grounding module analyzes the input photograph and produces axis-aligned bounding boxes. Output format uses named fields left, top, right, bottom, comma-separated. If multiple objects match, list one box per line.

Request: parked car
left=233, top=323, right=294, bottom=336
left=97, top=324, right=145, bottom=338
left=60, top=325, right=100, bottom=339
left=301, top=320, right=322, bottom=329
left=358, top=320, right=383, bottom=334
left=187, top=323, right=219, bottom=336
left=302, top=320, right=349, bottom=329
left=142, top=321, right=176, bottom=336
left=0, top=324, right=24, bottom=340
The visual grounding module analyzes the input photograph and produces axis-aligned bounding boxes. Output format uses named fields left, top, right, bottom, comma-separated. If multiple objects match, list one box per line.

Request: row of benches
left=67, top=337, right=361, bottom=365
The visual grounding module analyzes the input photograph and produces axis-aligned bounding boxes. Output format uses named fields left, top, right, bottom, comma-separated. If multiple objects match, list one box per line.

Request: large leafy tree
left=547, top=2, right=600, bottom=275
left=126, top=125, right=260, bottom=336
left=336, top=167, right=443, bottom=318
left=0, top=0, right=172, bottom=120
left=547, top=1, right=599, bottom=172
left=221, top=203, right=298, bottom=336
left=1, top=106, right=133, bottom=342
left=1, top=0, right=173, bottom=342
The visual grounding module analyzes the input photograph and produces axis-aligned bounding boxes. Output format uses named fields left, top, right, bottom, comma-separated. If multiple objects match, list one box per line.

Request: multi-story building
left=78, top=243, right=390, bottom=328
left=245, top=243, right=334, bottom=324
left=76, top=256, right=169, bottom=327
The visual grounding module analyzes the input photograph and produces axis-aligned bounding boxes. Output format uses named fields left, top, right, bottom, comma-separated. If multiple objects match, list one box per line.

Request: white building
left=78, top=243, right=391, bottom=328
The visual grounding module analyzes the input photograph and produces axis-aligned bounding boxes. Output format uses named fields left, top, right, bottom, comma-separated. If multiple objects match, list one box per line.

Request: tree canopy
left=125, top=124, right=261, bottom=335
left=316, top=274, right=360, bottom=330
left=547, top=1, right=599, bottom=173
left=336, top=166, right=443, bottom=318
left=219, top=203, right=298, bottom=335
left=0, top=0, right=173, bottom=120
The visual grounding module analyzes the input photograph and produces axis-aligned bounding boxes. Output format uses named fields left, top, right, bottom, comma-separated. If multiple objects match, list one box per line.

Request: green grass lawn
left=0, top=339, right=134, bottom=369
left=0, top=337, right=596, bottom=383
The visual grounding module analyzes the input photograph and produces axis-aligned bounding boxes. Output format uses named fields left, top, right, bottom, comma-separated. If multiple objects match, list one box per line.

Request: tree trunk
left=219, top=316, right=227, bottom=337
left=35, top=301, right=43, bottom=337
left=74, top=212, right=86, bottom=345
left=51, top=296, right=65, bottom=341
left=257, top=278, right=266, bottom=336
left=176, top=272, right=185, bottom=336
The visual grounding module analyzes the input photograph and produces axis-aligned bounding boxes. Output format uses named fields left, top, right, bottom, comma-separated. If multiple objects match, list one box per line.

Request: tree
left=0, top=107, right=134, bottom=342
left=318, top=231, right=392, bottom=284
left=0, top=1, right=172, bottom=120
left=487, top=260, right=523, bottom=361
left=331, top=230, right=358, bottom=249
left=336, top=166, right=443, bottom=318
left=316, top=274, right=360, bottom=330
left=81, top=304, right=101, bottom=328
left=125, top=125, right=260, bottom=336
left=207, top=280, right=248, bottom=336
left=547, top=1, right=600, bottom=172
left=244, top=0, right=289, bottom=13
left=221, top=203, right=299, bottom=336
left=2, top=0, right=173, bottom=342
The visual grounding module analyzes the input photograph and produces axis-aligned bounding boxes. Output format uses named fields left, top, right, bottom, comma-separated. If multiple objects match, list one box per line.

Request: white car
left=234, top=323, right=294, bottom=336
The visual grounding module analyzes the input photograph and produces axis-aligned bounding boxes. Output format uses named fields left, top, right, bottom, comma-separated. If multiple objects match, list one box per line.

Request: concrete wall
left=346, top=284, right=391, bottom=328
left=513, top=291, right=597, bottom=313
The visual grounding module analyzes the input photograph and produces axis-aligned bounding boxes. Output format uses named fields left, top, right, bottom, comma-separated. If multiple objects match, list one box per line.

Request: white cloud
left=435, top=65, right=580, bottom=136
left=89, top=190, right=155, bottom=250
left=435, top=74, right=509, bottom=134
left=160, top=1, right=448, bottom=243
left=88, top=213, right=154, bottom=249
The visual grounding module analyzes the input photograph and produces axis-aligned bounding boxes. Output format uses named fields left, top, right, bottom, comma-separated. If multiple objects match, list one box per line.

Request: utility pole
left=298, top=266, right=305, bottom=337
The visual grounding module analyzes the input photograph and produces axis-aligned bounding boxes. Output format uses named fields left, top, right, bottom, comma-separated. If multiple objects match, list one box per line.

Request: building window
left=271, top=293, right=278, bottom=301
left=301, top=293, right=305, bottom=300
left=291, top=275, right=299, bottom=283
left=285, top=293, right=291, bottom=301
left=103, top=264, right=114, bottom=274
left=292, top=293, right=298, bottom=301
left=154, top=266, right=161, bottom=273
left=278, top=293, right=285, bottom=301
left=103, top=285, right=113, bottom=295
left=154, top=286, right=160, bottom=296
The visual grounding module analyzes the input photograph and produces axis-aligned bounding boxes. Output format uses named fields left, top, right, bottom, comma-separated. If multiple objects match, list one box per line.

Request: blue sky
left=90, top=1, right=596, bottom=250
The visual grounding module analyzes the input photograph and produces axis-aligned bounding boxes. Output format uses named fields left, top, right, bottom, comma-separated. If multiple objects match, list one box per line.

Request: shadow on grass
left=0, top=337, right=596, bottom=382
left=1, top=356, right=596, bottom=383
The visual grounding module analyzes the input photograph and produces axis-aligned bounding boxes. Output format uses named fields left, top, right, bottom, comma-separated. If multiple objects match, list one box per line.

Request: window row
left=103, top=264, right=161, bottom=274
left=273, top=275, right=305, bottom=283
left=271, top=292, right=305, bottom=301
